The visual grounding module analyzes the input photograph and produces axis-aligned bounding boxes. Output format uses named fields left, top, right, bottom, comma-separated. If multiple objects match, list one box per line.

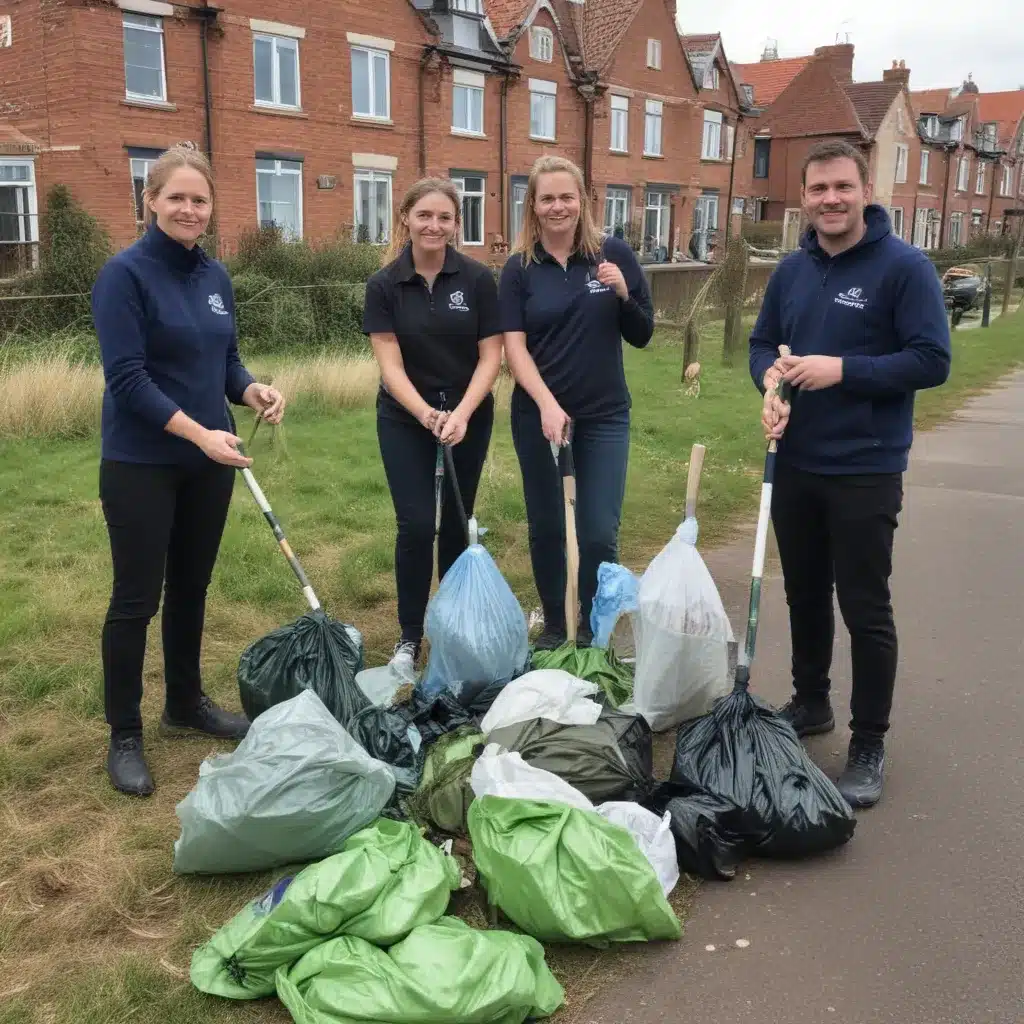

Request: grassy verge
left=1, top=311, right=1022, bottom=1024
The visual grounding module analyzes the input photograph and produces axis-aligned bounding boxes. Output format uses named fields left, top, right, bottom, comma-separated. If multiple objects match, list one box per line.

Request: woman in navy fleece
left=499, top=155, right=654, bottom=650
left=91, top=145, right=285, bottom=797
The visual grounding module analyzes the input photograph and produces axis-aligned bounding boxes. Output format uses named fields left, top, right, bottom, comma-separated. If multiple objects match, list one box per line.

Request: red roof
left=910, top=88, right=954, bottom=116
left=732, top=54, right=812, bottom=107
left=755, top=57, right=863, bottom=138
left=977, top=90, right=1024, bottom=147
left=845, top=81, right=903, bottom=135
left=680, top=32, right=720, bottom=55
left=485, top=0, right=533, bottom=38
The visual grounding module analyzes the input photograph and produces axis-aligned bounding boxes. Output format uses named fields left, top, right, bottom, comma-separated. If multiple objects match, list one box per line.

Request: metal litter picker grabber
left=232, top=413, right=372, bottom=728
left=642, top=346, right=857, bottom=881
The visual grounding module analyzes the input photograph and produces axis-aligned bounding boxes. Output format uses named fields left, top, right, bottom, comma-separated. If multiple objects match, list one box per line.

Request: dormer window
left=740, top=83, right=753, bottom=105
left=529, top=26, right=553, bottom=62
left=452, top=0, right=482, bottom=11
left=921, top=114, right=939, bottom=136
left=702, top=65, right=719, bottom=90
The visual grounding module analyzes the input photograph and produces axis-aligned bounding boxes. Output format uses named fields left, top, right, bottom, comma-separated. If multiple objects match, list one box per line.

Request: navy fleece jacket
left=92, top=223, right=254, bottom=465
left=749, top=204, right=951, bottom=474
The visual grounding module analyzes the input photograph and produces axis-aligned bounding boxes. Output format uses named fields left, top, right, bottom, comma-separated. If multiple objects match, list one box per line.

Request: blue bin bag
left=590, top=562, right=640, bottom=649
left=417, top=543, right=529, bottom=705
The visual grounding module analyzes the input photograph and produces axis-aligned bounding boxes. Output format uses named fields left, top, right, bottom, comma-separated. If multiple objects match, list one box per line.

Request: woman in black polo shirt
left=499, top=155, right=654, bottom=650
left=363, top=177, right=503, bottom=676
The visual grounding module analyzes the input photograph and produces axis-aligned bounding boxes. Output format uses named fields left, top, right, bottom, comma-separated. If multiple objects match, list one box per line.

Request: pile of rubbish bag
left=174, top=499, right=858, bottom=1021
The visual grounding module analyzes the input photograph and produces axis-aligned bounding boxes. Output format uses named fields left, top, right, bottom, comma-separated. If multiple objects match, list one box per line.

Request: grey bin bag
left=172, top=689, right=397, bottom=875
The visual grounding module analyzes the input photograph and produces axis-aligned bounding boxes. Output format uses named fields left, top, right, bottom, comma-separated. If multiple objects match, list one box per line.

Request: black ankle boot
left=107, top=734, right=155, bottom=797
left=779, top=696, right=836, bottom=738
left=160, top=694, right=250, bottom=741
left=534, top=627, right=567, bottom=652
left=837, top=737, right=885, bottom=808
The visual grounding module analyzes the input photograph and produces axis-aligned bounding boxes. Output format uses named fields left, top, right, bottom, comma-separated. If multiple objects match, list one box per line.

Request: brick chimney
left=883, top=59, right=911, bottom=87
left=813, top=43, right=854, bottom=83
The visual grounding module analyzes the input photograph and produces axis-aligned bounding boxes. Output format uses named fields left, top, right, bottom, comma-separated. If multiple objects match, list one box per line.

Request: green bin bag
left=190, top=818, right=461, bottom=1000
left=407, top=726, right=485, bottom=835
left=274, top=916, right=564, bottom=1024
left=468, top=795, right=681, bottom=946
left=530, top=643, right=633, bottom=707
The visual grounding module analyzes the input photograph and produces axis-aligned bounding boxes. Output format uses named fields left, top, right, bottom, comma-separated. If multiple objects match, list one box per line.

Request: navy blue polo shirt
left=363, top=243, right=501, bottom=419
left=497, top=234, right=655, bottom=419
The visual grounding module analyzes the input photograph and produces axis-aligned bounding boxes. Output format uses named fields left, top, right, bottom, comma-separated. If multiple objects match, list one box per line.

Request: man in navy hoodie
left=750, top=139, right=951, bottom=808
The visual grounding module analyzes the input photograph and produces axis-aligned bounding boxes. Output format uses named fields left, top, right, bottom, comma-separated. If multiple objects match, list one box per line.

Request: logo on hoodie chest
left=208, top=292, right=229, bottom=316
left=834, top=287, right=867, bottom=310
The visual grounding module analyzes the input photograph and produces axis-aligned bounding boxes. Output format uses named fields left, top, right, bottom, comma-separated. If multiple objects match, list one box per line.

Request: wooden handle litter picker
left=685, top=442, right=706, bottom=520
left=735, top=344, right=792, bottom=688
left=551, top=422, right=579, bottom=645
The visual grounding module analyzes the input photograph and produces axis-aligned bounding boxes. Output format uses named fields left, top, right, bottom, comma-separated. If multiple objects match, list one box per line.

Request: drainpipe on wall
left=418, top=47, right=437, bottom=176
left=578, top=76, right=597, bottom=192
left=500, top=70, right=509, bottom=237
left=939, top=144, right=953, bottom=247
left=197, top=3, right=219, bottom=167
left=724, top=112, right=742, bottom=244
left=985, top=159, right=997, bottom=232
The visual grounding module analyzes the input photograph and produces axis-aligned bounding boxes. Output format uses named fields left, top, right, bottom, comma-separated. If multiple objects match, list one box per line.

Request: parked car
left=942, top=266, right=984, bottom=326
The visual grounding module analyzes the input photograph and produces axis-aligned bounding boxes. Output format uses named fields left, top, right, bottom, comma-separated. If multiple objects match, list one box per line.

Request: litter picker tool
left=442, top=442, right=478, bottom=546
left=550, top=421, right=579, bottom=645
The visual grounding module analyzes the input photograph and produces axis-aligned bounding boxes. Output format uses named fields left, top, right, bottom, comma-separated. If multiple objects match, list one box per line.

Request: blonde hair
left=142, top=145, right=215, bottom=227
left=513, top=155, right=603, bottom=263
left=385, top=177, right=462, bottom=263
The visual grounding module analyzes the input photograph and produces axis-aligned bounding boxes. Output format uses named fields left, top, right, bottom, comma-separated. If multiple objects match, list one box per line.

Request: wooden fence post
left=721, top=236, right=750, bottom=366
left=1001, top=214, right=1024, bottom=318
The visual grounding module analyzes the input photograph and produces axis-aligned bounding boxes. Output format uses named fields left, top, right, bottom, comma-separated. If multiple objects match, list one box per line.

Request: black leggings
left=377, top=396, right=494, bottom=644
left=99, top=458, right=235, bottom=737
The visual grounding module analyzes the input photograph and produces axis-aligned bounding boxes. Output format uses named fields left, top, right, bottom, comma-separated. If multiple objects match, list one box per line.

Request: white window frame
left=256, top=158, right=303, bottom=241
left=452, top=68, right=485, bottom=136
left=643, top=189, right=670, bottom=255
left=1001, top=163, right=1013, bottom=197
left=646, top=38, right=661, bottom=70
left=510, top=177, right=527, bottom=243
left=529, top=78, right=556, bottom=141
left=894, top=144, right=908, bottom=184
left=949, top=211, right=963, bottom=246
left=604, top=187, right=629, bottom=233
left=956, top=155, right=969, bottom=192
left=643, top=98, right=663, bottom=157
left=529, top=26, right=553, bottom=62
left=950, top=118, right=963, bottom=142
left=890, top=206, right=904, bottom=239
left=452, top=174, right=485, bottom=246
left=0, top=158, right=40, bottom=254
left=129, top=155, right=159, bottom=225
left=702, top=65, right=719, bottom=90
left=452, top=0, right=482, bottom=10
left=0, top=15, right=11, bottom=47
left=702, top=109, right=723, bottom=160
left=253, top=34, right=301, bottom=110
left=122, top=13, right=167, bottom=103
left=609, top=94, right=628, bottom=152
left=975, top=160, right=985, bottom=194
left=919, top=149, right=930, bottom=185
left=353, top=168, right=393, bottom=246
left=694, top=193, right=719, bottom=234
left=351, top=45, right=391, bottom=121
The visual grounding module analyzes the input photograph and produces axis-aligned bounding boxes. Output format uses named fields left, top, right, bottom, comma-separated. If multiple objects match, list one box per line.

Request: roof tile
left=844, top=81, right=903, bottom=136
left=977, top=90, right=1024, bottom=147
left=755, top=57, right=864, bottom=138
left=732, top=54, right=812, bottom=106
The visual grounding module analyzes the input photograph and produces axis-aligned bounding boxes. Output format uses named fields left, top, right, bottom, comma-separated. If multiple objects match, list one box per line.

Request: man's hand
left=762, top=389, right=790, bottom=441
left=780, top=354, right=843, bottom=391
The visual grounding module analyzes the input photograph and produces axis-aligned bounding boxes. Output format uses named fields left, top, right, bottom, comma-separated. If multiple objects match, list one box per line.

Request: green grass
left=0, top=311, right=1022, bottom=1022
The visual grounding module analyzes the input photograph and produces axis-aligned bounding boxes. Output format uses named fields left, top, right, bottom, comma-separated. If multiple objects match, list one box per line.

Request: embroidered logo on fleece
left=834, top=287, right=866, bottom=310
left=208, top=293, right=229, bottom=315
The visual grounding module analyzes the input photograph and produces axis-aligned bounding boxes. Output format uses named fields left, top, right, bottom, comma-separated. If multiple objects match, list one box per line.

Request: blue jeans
left=510, top=388, right=630, bottom=632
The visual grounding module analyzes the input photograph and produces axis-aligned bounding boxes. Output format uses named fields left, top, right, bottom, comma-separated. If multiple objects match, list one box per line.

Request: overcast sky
left=679, top=0, right=1023, bottom=93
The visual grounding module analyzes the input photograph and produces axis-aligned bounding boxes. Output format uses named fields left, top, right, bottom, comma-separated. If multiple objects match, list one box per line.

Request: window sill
left=642, top=153, right=664, bottom=160
left=122, top=97, right=177, bottom=112
left=251, top=104, right=308, bottom=119
left=700, top=157, right=727, bottom=164
left=529, top=135, right=556, bottom=143
left=351, top=115, right=394, bottom=129
left=609, top=149, right=629, bottom=156
left=451, top=129, right=487, bottom=140
left=462, top=241, right=485, bottom=247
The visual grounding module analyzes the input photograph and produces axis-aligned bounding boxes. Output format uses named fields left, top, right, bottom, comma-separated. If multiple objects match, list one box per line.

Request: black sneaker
left=107, top=734, right=155, bottom=797
left=533, top=628, right=567, bottom=652
left=837, top=737, right=885, bottom=808
left=575, top=625, right=594, bottom=648
left=779, top=696, right=835, bottom=737
left=160, top=694, right=251, bottom=741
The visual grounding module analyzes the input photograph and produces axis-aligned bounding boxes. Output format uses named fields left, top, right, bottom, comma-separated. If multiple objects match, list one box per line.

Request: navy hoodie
left=749, top=204, right=951, bottom=475
left=92, top=223, right=254, bottom=466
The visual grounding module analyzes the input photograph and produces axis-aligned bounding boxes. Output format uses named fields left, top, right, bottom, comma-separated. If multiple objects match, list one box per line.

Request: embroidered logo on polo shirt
left=448, top=290, right=470, bottom=312
left=208, top=293, right=229, bottom=316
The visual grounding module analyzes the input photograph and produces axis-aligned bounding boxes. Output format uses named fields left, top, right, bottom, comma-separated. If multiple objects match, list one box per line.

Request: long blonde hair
left=142, top=145, right=215, bottom=227
left=384, top=177, right=462, bottom=264
left=513, top=155, right=603, bottom=263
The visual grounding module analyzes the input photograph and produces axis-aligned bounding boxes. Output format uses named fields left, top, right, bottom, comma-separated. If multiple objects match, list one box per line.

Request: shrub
left=741, top=219, right=783, bottom=249
left=227, top=226, right=381, bottom=285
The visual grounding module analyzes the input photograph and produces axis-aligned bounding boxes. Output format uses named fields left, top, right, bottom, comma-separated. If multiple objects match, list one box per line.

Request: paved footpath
left=589, top=371, right=1024, bottom=1024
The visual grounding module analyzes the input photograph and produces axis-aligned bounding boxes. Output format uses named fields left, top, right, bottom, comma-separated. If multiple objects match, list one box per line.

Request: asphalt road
left=587, top=371, right=1024, bottom=1024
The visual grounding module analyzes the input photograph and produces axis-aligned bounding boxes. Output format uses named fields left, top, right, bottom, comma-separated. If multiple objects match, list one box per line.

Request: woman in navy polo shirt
left=363, top=178, right=503, bottom=677
left=499, top=155, right=655, bottom=649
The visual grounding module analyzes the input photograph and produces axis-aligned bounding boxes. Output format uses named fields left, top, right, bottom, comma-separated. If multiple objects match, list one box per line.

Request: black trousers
left=771, top=463, right=904, bottom=741
left=100, top=458, right=235, bottom=737
left=377, top=395, right=494, bottom=645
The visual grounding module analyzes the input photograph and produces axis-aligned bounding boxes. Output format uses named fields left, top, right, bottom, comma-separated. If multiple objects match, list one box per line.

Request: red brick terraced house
left=976, top=90, right=1024, bottom=236
left=679, top=31, right=756, bottom=253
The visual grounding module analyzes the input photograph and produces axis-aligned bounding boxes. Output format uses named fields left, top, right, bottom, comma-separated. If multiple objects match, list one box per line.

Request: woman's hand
left=199, top=429, right=252, bottom=468
left=762, top=389, right=790, bottom=442
left=243, top=383, right=286, bottom=424
left=419, top=406, right=449, bottom=436
left=439, top=409, right=469, bottom=446
left=540, top=399, right=571, bottom=446
left=596, top=260, right=629, bottom=300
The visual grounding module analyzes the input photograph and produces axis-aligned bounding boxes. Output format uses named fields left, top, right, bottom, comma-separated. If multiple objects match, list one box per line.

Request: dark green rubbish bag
left=238, top=608, right=370, bottom=727
left=274, top=916, right=565, bottom=1024
left=190, top=818, right=461, bottom=1000
left=468, top=796, right=681, bottom=946
left=407, top=726, right=486, bottom=835
left=486, top=709, right=654, bottom=804
left=529, top=642, right=634, bottom=708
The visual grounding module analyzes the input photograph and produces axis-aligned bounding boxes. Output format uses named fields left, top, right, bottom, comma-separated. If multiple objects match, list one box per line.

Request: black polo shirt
left=363, top=244, right=501, bottom=419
